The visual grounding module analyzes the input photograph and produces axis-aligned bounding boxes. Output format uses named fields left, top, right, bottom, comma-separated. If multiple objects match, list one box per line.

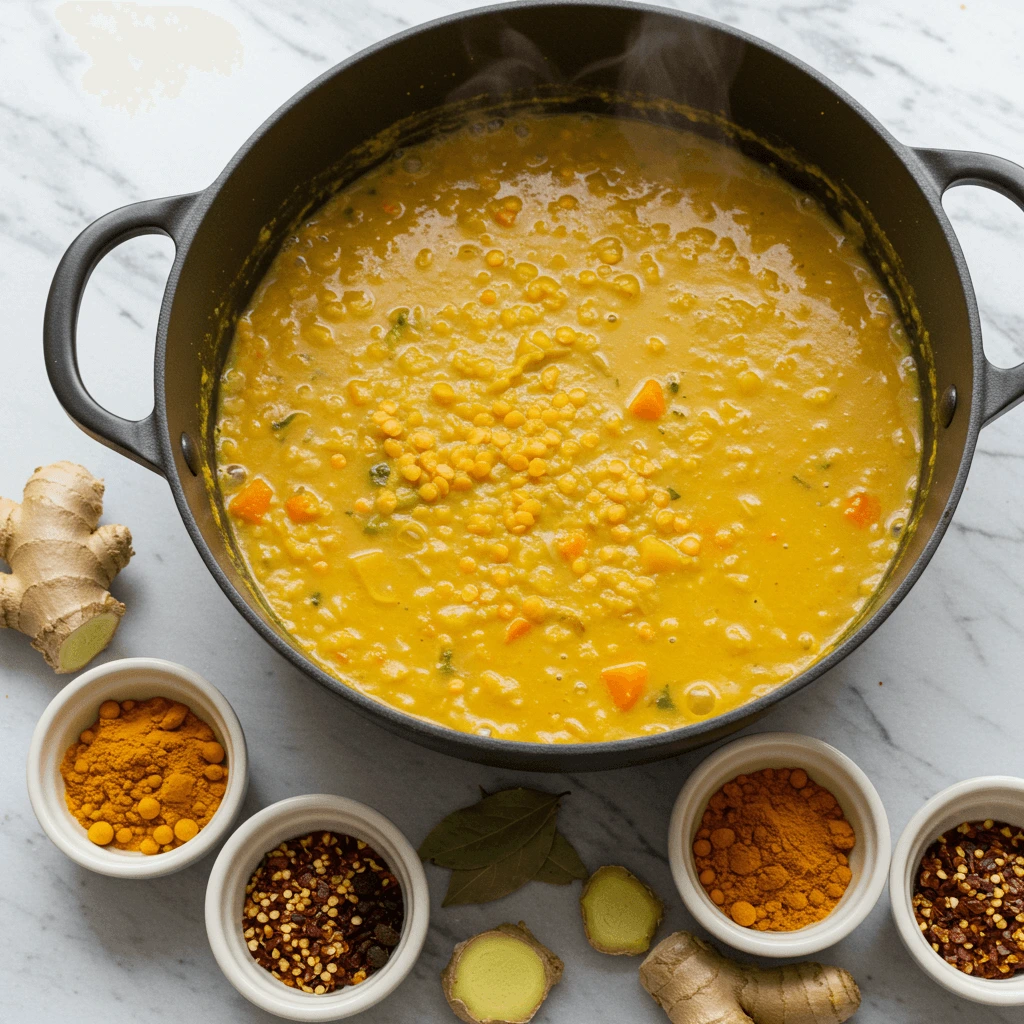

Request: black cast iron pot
left=44, top=1, right=1024, bottom=770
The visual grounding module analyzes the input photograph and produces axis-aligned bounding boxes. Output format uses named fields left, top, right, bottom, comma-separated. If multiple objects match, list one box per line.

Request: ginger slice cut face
left=580, top=864, right=664, bottom=955
left=59, top=611, right=122, bottom=673
left=442, top=922, right=562, bottom=1024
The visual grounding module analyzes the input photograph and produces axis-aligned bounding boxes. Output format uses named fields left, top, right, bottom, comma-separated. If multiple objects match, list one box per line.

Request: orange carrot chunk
left=285, top=492, right=322, bottom=523
left=628, top=379, right=666, bottom=420
left=843, top=492, right=881, bottom=528
left=557, top=531, right=588, bottom=562
left=505, top=617, right=533, bottom=644
left=228, top=479, right=272, bottom=524
left=601, top=661, right=649, bottom=711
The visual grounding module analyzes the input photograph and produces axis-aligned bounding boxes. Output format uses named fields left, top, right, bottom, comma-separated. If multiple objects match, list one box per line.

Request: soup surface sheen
left=216, top=113, right=922, bottom=744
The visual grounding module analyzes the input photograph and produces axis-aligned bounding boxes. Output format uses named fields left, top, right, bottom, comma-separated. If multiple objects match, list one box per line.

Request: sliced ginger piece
left=640, top=536, right=687, bottom=573
left=0, top=461, right=133, bottom=673
left=580, top=864, right=664, bottom=955
left=442, top=922, right=563, bottom=1024
left=640, top=931, right=861, bottom=1024
left=349, top=548, right=400, bottom=604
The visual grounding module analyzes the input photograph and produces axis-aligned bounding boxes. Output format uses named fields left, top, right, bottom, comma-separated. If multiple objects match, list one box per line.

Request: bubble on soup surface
left=684, top=682, right=718, bottom=716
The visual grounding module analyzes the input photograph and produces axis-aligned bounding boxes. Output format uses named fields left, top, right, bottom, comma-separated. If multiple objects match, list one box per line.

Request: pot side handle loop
left=914, top=147, right=1024, bottom=426
left=43, top=192, right=201, bottom=475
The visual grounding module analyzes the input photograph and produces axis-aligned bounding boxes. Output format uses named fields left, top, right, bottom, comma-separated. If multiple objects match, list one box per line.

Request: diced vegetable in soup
left=215, top=112, right=922, bottom=743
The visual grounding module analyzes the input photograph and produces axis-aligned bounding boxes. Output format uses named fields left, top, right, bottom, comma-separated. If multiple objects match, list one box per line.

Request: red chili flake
left=242, top=831, right=404, bottom=994
left=912, top=819, right=1024, bottom=978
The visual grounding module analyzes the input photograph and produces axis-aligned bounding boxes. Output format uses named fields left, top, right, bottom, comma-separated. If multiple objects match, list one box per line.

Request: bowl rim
left=668, top=731, right=890, bottom=956
left=204, top=793, right=429, bottom=1021
left=889, top=775, right=1024, bottom=1006
left=152, top=0, right=984, bottom=769
left=26, top=656, right=249, bottom=879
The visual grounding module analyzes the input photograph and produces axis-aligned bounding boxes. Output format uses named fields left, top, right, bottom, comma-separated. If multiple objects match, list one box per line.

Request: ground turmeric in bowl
left=60, top=696, right=228, bottom=854
left=692, top=767, right=855, bottom=930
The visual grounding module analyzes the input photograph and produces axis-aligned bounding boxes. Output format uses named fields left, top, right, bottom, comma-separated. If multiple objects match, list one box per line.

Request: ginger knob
left=0, top=462, right=133, bottom=673
left=640, top=931, right=861, bottom=1024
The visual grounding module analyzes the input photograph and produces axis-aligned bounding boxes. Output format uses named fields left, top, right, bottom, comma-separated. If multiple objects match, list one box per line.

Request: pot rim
left=151, top=0, right=985, bottom=769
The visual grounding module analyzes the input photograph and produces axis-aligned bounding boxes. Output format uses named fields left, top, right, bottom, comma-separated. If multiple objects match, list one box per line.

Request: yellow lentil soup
left=215, top=112, right=922, bottom=743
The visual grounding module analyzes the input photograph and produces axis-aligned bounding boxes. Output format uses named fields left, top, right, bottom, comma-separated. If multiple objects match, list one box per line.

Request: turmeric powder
left=692, top=767, right=855, bottom=931
left=60, top=696, right=228, bottom=854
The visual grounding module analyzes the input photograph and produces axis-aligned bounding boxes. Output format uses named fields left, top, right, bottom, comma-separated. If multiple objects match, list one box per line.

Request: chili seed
left=242, top=831, right=404, bottom=993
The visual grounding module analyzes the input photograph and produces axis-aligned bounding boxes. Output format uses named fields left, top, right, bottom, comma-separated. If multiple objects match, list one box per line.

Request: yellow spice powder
left=60, top=696, right=227, bottom=854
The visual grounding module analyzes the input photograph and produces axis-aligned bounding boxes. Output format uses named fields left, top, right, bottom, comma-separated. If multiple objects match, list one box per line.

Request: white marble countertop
left=3, top=1, right=1024, bottom=1021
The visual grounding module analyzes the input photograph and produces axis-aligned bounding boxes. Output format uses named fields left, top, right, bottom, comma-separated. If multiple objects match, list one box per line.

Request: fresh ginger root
left=0, top=462, right=133, bottom=673
left=640, top=932, right=861, bottom=1024
left=580, top=864, right=664, bottom=955
left=442, top=922, right=563, bottom=1024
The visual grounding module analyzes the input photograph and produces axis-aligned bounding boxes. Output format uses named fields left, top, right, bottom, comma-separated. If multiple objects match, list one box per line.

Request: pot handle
left=914, top=147, right=1024, bottom=425
left=43, top=192, right=201, bottom=475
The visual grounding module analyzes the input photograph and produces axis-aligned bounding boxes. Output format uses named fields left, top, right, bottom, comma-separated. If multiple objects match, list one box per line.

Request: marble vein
left=2, top=2, right=1024, bottom=1022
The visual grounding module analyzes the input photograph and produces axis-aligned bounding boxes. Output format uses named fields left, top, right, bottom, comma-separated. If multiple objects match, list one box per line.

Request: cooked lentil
left=243, top=831, right=404, bottom=993
left=216, top=112, right=922, bottom=743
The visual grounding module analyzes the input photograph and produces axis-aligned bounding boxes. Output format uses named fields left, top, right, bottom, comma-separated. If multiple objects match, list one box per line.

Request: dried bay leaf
left=419, top=787, right=564, bottom=870
left=442, top=807, right=558, bottom=906
left=533, top=831, right=588, bottom=885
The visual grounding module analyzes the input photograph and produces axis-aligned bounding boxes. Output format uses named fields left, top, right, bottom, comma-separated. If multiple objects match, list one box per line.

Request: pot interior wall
left=162, top=3, right=974, bottom=727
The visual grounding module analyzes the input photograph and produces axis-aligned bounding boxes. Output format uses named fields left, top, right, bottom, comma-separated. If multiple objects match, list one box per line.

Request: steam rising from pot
left=448, top=12, right=745, bottom=125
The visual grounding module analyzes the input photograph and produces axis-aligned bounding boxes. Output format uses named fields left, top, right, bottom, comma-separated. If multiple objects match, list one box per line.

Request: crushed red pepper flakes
left=912, top=819, right=1024, bottom=979
left=243, top=831, right=404, bottom=993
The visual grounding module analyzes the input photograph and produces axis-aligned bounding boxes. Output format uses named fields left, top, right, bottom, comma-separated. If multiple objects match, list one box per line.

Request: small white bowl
left=205, top=794, right=429, bottom=1021
left=27, top=657, right=248, bottom=879
left=668, top=731, right=890, bottom=957
left=890, top=776, right=1024, bottom=1006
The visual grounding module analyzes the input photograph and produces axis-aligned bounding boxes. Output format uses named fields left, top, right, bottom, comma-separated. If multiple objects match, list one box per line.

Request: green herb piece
left=654, top=686, right=675, bottom=710
left=821, top=461, right=832, bottom=470
left=533, top=831, right=588, bottom=885
left=667, top=487, right=681, bottom=501
left=438, top=648, right=456, bottom=674
left=419, top=788, right=564, bottom=871
left=384, top=311, right=409, bottom=349
left=558, top=610, right=587, bottom=635
left=671, top=409, right=686, bottom=418
left=395, top=489, right=419, bottom=510
left=310, top=592, right=321, bottom=607
left=792, top=475, right=811, bottom=489
left=363, top=514, right=389, bottom=534
left=369, top=462, right=391, bottom=486
left=443, top=811, right=557, bottom=906
left=668, top=379, right=680, bottom=394
left=271, top=412, right=301, bottom=431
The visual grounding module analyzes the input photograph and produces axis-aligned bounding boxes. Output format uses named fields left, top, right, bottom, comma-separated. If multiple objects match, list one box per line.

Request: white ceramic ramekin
left=27, top=657, right=248, bottom=879
left=668, top=731, right=890, bottom=957
left=205, top=794, right=429, bottom=1021
left=890, top=776, right=1024, bottom=1006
